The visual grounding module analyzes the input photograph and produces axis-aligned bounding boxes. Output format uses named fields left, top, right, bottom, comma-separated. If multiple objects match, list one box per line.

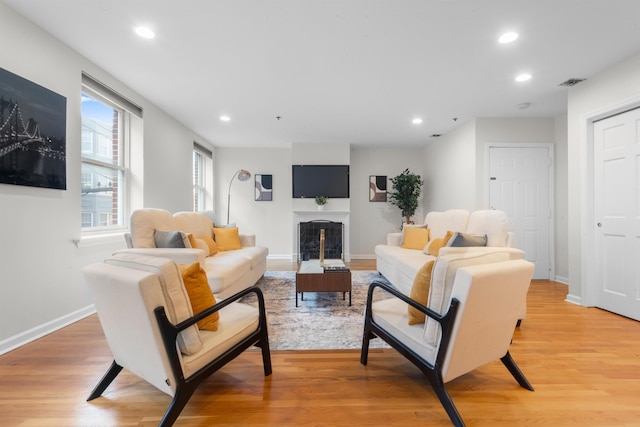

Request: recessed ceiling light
left=515, top=73, right=532, bottom=82
left=499, top=32, right=519, bottom=44
left=412, top=118, right=423, bottom=125
left=134, top=26, right=155, bottom=39
left=220, top=115, right=231, bottom=122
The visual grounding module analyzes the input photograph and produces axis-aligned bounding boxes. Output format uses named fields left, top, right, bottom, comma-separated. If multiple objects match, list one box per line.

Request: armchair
left=361, top=253, right=535, bottom=427
left=83, top=253, right=271, bottom=427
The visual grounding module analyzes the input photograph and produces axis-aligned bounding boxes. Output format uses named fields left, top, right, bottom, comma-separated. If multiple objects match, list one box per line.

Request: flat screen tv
left=292, top=165, right=350, bottom=198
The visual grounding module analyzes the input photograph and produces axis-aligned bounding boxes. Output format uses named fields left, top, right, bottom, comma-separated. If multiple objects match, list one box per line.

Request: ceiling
left=5, top=0, right=640, bottom=148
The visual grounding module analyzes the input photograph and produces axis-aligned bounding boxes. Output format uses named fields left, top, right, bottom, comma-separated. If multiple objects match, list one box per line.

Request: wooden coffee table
left=295, top=259, right=352, bottom=307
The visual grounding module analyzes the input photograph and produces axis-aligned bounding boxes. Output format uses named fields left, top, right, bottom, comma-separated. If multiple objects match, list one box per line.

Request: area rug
left=240, top=270, right=394, bottom=350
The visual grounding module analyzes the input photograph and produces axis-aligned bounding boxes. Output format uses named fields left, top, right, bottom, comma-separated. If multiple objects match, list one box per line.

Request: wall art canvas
left=0, top=68, right=67, bottom=190
left=369, top=175, right=387, bottom=202
left=255, top=174, right=273, bottom=201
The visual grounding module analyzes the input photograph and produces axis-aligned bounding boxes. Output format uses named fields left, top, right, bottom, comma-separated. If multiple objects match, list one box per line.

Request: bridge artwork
left=0, top=68, right=66, bottom=190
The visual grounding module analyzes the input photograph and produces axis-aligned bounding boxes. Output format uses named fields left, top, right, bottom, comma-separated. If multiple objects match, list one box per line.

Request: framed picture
left=369, top=175, right=387, bottom=202
left=0, top=68, right=67, bottom=190
left=255, top=174, right=273, bottom=201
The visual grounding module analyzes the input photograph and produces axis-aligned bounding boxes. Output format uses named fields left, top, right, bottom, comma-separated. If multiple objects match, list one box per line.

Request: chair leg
left=87, top=360, right=123, bottom=401
left=360, top=327, right=373, bottom=365
left=158, top=384, right=198, bottom=427
left=425, top=373, right=466, bottom=427
left=501, top=351, right=534, bottom=391
left=260, top=336, right=273, bottom=376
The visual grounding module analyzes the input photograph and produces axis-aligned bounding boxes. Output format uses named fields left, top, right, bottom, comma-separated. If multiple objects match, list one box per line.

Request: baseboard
left=565, top=294, right=582, bottom=306
left=266, top=254, right=294, bottom=261
left=0, top=305, right=96, bottom=356
left=348, top=254, right=376, bottom=260
left=555, top=275, right=569, bottom=285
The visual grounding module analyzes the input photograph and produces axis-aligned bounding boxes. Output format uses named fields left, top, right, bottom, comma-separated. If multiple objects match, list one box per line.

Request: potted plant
left=388, top=168, right=423, bottom=225
left=315, top=195, right=328, bottom=210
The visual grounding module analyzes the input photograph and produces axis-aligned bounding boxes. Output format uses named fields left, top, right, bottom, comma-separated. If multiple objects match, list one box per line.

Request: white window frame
left=193, top=142, right=213, bottom=212
left=80, top=74, right=141, bottom=236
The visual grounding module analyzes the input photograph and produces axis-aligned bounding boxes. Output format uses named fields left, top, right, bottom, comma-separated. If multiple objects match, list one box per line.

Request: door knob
left=597, top=222, right=602, bottom=227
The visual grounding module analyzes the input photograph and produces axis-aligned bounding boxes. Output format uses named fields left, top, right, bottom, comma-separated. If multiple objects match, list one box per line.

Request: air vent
left=430, top=134, right=441, bottom=138
left=559, top=78, right=586, bottom=87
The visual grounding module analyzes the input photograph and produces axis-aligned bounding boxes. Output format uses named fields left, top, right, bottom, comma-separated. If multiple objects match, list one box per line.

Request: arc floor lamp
left=227, top=169, right=251, bottom=224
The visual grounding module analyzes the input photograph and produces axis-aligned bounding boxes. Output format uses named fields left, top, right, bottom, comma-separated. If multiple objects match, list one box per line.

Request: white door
left=489, top=146, right=552, bottom=280
left=593, top=108, right=640, bottom=321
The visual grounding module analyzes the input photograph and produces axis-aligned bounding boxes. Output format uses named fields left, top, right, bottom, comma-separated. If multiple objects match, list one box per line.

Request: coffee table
left=295, top=259, right=352, bottom=307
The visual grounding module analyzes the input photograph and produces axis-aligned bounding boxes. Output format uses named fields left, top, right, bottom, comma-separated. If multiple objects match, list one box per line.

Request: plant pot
left=317, top=205, right=325, bottom=211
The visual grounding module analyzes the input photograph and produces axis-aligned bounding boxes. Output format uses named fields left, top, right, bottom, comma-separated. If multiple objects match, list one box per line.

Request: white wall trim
left=565, top=294, right=583, bottom=306
left=0, top=305, right=96, bottom=356
left=555, top=275, right=569, bottom=285
left=579, top=94, right=640, bottom=307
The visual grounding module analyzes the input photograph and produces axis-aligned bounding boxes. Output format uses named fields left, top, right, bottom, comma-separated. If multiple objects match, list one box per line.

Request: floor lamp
left=227, top=169, right=251, bottom=224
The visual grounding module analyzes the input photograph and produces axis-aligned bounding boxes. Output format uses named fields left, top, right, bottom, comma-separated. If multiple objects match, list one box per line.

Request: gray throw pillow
left=154, top=230, right=188, bottom=248
left=447, top=232, right=488, bottom=247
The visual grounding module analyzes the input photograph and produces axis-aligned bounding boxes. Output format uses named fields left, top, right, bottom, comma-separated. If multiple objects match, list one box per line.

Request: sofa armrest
left=239, top=234, right=256, bottom=247
left=113, top=248, right=207, bottom=266
left=386, top=232, right=402, bottom=246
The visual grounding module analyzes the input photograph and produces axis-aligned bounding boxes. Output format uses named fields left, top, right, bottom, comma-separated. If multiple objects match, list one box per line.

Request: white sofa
left=118, top=208, right=268, bottom=300
left=375, top=209, right=524, bottom=296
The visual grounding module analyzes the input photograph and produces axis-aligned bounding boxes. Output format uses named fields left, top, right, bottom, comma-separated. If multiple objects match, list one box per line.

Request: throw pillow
left=186, top=233, right=198, bottom=249
left=408, top=260, right=435, bottom=325
left=401, top=227, right=430, bottom=250
left=426, top=230, right=454, bottom=256
left=201, top=235, right=219, bottom=256
left=154, top=230, right=189, bottom=248
left=447, top=232, right=488, bottom=247
left=213, top=227, right=242, bottom=251
left=178, top=262, right=219, bottom=331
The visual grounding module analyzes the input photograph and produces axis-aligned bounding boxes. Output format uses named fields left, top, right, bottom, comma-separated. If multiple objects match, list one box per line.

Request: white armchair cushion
left=105, top=253, right=203, bottom=355
left=424, top=251, right=511, bottom=347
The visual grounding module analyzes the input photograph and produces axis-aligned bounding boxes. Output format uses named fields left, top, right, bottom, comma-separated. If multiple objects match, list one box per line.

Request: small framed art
left=369, top=175, right=387, bottom=202
left=255, top=174, right=273, bottom=201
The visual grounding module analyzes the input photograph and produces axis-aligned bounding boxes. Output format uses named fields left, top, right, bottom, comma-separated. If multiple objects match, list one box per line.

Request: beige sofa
left=118, top=208, right=268, bottom=300
left=375, top=209, right=524, bottom=295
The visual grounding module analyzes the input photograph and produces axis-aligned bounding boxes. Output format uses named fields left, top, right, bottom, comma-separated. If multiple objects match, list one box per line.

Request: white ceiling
left=5, top=0, right=640, bottom=148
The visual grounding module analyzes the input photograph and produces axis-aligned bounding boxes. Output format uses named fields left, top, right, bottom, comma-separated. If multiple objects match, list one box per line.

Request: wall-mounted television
left=292, top=165, right=350, bottom=198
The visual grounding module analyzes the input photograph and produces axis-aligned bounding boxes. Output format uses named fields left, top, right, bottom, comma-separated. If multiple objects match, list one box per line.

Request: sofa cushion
left=401, top=227, right=430, bottom=250
left=179, top=262, right=219, bottom=331
left=424, top=251, right=512, bottom=347
left=408, top=260, right=435, bottom=325
left=447, top=232, right=487, bottom=247
left=466, top=210, right=509, bottom=247
left=130, top=208, right=176, bottom=248
left=105, top=253, right=203, bottom=355
left=425, top=210, right=470, bottom=240
left=213, top=227, right=243, bottom=251
left=154, top=230, right=190, bottom=248
left=174, top=211, right=214, bottom=239
left=203, top=251, right=252, bottom=294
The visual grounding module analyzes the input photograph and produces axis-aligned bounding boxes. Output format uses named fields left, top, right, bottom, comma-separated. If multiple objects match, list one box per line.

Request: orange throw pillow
left=178, top=262, right=219, bottom=331
left=213, top=227, right=242, bottom=251
left=408, top=260, right=435, bottom=324
left=426, top=230, right=454, bottom=256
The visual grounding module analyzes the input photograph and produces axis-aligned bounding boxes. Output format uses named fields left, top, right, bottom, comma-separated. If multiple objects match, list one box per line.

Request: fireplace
left=298, top=220, right=343, bottom=262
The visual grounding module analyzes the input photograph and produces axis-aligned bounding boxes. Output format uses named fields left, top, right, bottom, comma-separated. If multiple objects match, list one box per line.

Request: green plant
left=314, top=195, right=328, bottom=206
left=388, top=168, right=423, bottom=224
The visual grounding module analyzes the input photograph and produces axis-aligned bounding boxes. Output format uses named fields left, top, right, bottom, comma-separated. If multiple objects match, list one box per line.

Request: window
left=193, top=142, right=213, bottom=211
left=81, top=74, right=142, bottom=232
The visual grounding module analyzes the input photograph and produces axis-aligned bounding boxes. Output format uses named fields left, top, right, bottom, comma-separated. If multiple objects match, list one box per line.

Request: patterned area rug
left=241, top=270, right=394, bottom=350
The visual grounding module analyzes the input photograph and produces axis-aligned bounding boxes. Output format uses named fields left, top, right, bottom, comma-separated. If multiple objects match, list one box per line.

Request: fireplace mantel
left=293, top=210, right=350, bottom=262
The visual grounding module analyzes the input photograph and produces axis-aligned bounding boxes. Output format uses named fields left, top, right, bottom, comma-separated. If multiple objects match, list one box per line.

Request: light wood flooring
left=1, top=259, right=640, bottom=426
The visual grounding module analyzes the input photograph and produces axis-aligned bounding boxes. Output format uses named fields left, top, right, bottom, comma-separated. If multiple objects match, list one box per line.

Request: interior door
left=593, top=108, right=640, bottom=321
left=489, top=146, right=552, bottom=280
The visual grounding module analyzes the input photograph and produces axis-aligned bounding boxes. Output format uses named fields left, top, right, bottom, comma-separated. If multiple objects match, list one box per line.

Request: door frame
left=580, top=95, right=640, bottom=307
left=484, top=142, right=555, bottom=280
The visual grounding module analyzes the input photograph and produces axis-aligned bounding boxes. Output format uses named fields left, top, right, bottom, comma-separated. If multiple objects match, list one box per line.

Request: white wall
left=566, top=53, right=640, bottom=302
left=423, top=120, right=477, bottom=210
left=0, top=3, right=211, bottom=352
left=554, top=115, right=569, bottom=282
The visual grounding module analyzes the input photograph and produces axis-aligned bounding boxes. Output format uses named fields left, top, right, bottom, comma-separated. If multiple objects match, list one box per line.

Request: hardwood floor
left=2, top=260, right=640, bottom=426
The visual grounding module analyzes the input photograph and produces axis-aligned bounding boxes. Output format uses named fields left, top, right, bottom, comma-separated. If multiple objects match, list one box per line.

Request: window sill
left=74, top=231, right=127, bottom=248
